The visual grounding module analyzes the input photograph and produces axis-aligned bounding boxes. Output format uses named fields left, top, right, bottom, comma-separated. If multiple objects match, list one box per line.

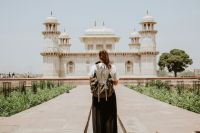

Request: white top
left=44, top=16, right=59, bottom=24
left=141, top=15, right=155, bottom=23
left=59, top=32, right=69, bottom=39
left=85, top=26, right=115, bottom=35
left=130, top=31, right=141, bottom=38
left=88, top=63, right=118, bottom=80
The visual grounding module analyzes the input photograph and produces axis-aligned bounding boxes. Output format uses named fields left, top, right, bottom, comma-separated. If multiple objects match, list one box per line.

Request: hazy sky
left=0, top=0, right=199, bottom=73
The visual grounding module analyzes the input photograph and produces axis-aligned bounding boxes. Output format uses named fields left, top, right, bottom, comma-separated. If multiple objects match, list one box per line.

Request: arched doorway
left=67, top=61, right=75, bottom=74
left=125, top=61, right=133, bottom=75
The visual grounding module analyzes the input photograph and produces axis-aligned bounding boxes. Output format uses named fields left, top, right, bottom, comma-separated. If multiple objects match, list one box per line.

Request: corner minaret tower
left=41, top=12, right=61, bottom=78
left=129, top=28, right=141, bottom=52
left=139, top=11, right=159, bottom=77
left=58, top=29, right=71, bottom=52
left=42, top=12, right=60, bottom=52
left=139, top=10, right=157, bottom=51
left=58, top=30, right=71, bottom=77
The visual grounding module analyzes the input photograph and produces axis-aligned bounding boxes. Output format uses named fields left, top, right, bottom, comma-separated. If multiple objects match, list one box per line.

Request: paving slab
left=115, top=85, right=200, bottom=133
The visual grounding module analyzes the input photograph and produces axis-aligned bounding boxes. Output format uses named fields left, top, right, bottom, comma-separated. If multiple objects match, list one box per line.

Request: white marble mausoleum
left=40, top=12, right=159, bottom=78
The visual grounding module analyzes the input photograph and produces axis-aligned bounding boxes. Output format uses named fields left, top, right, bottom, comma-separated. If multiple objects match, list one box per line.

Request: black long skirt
left=92, top=91, right=118, bottom=133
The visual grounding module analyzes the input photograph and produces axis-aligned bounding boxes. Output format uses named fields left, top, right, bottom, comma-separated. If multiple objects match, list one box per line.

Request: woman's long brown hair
left=99, top=50, right=111, bottom=69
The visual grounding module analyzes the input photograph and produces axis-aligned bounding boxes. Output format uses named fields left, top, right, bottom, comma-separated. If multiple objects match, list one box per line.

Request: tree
left=158, top=49, right=193, bottom=77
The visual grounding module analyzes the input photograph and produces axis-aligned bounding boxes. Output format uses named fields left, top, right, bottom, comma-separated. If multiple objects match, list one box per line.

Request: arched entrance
left=125, top=61, right=133, bottom=75
left=67, top=61, right=75, bottom=74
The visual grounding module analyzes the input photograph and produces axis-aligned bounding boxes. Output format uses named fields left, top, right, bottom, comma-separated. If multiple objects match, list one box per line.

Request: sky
left=0, top=0, right=199, bottom=74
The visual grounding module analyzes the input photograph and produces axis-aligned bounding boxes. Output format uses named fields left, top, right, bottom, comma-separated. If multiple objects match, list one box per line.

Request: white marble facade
left=41, top=12, right=159, bottom=78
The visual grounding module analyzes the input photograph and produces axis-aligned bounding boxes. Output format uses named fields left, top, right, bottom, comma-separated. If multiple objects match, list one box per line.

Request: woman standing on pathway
left=89, top=49, right=118, bottom=133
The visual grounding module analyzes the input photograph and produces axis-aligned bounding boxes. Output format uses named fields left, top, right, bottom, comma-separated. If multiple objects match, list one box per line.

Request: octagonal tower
left=41, top=13, right=61, bottom=78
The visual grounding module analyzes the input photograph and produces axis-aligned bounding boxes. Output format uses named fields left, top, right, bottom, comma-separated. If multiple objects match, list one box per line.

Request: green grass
left=0, top=85, right=74, bottom=117
left=127, top=81, right=200, bottom=114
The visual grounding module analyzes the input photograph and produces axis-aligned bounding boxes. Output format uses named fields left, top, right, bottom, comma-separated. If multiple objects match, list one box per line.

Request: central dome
left=85, top=26, right=115, bottom=35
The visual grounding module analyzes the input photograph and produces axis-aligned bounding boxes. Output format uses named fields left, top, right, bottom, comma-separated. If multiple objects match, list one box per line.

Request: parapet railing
left=0, top=76, right=199, bottom=88
left=119, top=77, right=200, bottom=86
left=0, top=76, right=199, bottom=96
left=0, top=76, right=200, bottom=84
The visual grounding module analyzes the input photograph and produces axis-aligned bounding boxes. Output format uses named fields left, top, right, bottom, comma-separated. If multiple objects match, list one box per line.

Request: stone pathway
left=0, top=85, right=92, bottom=133
left=0, top=85, right=200, bottom=133
left=87, top=110, right=124, bottom=133
left=115, top=85, right=200, bottom=133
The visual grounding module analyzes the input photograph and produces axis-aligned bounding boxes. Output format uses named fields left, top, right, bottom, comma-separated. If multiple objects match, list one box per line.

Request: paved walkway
left=0, top=85, right=200, bottom=133
left=0, top=85, right=92, bottom=133
left=115, top=85, right=200, bottom=133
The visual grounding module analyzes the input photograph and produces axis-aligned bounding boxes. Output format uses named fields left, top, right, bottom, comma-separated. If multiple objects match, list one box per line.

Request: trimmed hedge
left=127, top=81, right=200, bottom=114
left=0, top=85, right=73, bottom=117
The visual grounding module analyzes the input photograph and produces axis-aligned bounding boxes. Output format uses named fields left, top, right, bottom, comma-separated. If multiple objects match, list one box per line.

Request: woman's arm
left=111, top=65, right=118, bottom=86
left=112, top=80, right=118, bottom=86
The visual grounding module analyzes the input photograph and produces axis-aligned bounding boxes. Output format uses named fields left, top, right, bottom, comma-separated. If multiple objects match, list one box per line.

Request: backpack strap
left=95, top=63, right=103, bottom=102
left=92, top=62, right=100, bottom=102
left=95, top=61, right=101, bottom=64
left=93, top=61, right=100, bottom=78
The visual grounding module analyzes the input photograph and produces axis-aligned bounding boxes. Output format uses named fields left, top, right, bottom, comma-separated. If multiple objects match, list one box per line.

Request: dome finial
left=64, top=28, right=65, bottom=32
left=51, top=11, right=53, bottom=16
left=146, top=10, right=149, bottom=15
left=103, top=21, right=105, bottom=26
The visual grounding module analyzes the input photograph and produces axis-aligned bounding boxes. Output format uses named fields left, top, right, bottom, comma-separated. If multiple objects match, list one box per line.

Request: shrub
left=147, top=80, right=171, bottom=90
left=0, top=85, right=73, bottom=117
left=40, top=80, right=46, bottom=89
left=32, top=81, right=38, bottom=94
left=19, top=81, right=26, bottom=95
left=128, top=83, right=200, bottom=114
left=47, top=81, right=51, bottom=89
